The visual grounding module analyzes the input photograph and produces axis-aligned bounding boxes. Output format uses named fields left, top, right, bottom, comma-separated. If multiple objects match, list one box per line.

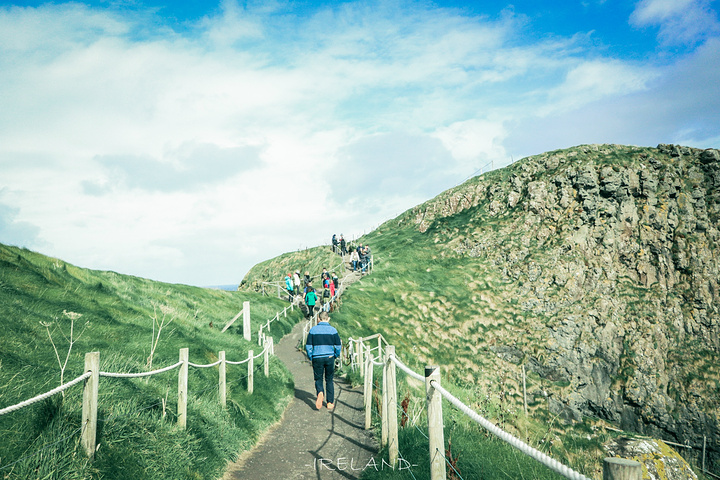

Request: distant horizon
left=1, top=0, right=718, bottom=286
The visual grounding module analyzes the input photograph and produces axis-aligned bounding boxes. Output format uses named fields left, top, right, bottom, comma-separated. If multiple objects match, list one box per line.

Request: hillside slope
left=0, top=243, right=301, bottom=479
left=240, top=144, right=717, bottom=476
left=364, top=143, right=719, bottom=472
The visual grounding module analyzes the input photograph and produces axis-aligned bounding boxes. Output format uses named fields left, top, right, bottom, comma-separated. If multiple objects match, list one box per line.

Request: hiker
left=358, top=245, right=366, bottom=272
left=284, top=273, right=293, bottom=302
left=304, top=286, right=318, bottom=318
left=321, top=267, right=330, bottom=283
left=305, top=311, right=342, bottom=410
left=322, top=286, right=331, bottom=310
left=332, top=234, right=338, bottom=253
left=340, top=235, right=347, bottom=255
left=350, top=247, right=359, bottom=272
left=303, top=271, right=311, bottom=288
left=293, top=270, right=301, bottom=297
left=331, top=271, right=339, bottom=291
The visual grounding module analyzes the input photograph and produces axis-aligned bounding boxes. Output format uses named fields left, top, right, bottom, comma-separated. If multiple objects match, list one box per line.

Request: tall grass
left=0, top=243, right=300, bottom=480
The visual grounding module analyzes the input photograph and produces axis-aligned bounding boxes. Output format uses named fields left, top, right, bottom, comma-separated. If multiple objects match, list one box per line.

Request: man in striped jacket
left=305, top=311, right=342, bottom=410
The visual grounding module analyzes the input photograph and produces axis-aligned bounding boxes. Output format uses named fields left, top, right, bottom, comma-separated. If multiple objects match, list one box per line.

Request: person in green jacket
left=304, top=286, right=318, bottom=318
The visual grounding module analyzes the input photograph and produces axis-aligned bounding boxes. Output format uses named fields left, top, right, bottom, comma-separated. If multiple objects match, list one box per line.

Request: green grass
left=0, top=243, right=301, bottom=480
left=295, top=144, right=718, bottom=478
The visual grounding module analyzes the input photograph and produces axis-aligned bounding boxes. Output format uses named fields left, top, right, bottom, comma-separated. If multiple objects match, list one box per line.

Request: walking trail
left=221, top=266, right=378, bottom=480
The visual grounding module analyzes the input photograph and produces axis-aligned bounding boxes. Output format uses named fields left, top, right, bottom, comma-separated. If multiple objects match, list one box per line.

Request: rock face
left=403, top=144, right=720, bottom=473
left=604, top=437, right=698, bottom=480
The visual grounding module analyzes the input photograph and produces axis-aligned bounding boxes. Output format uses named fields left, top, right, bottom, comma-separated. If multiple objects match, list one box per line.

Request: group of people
left=331, top=234, right=347, bottom=255
left=330, top=233, right=372, bottom=273
left=282, top=236, right=377, bottom=412
left=349, top=243, right=371, bottom=273
left=284, top=267, right=340, bottom=319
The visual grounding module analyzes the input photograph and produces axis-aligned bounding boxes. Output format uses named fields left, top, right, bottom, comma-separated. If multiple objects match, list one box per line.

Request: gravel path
left=222, top=266, right=378, bottom=480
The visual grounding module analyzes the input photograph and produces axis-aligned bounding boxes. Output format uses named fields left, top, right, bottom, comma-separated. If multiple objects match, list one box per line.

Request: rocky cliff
left=397, top=144, right=719, bottom=472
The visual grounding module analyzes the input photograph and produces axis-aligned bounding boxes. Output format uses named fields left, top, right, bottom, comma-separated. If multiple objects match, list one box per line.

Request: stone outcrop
left=604, top=437, right=698, bottom=480
left=398, top=144, right=719, bottom=473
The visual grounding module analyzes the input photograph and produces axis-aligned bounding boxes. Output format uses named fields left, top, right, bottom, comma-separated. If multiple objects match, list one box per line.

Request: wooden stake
left=178, top=348, right=188, bottom=429
left=426, top=366, right=446, bottom=480
left=81, top=352, right=99, bottom=459
left=219, top=351, right=226, bottom=408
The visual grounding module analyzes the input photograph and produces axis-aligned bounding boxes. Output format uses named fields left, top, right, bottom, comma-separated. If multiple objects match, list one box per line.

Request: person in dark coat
left=305, top=311, right=342, bottom=410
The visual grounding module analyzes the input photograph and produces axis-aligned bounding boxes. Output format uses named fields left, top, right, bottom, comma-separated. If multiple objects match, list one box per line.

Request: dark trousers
left=312, top=356, right=335, bottom=404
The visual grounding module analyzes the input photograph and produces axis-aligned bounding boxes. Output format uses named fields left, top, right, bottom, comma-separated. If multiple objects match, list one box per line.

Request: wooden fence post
left=381, top=352, right=388, bottom=448
left=219, top=351, right=226, bottom=408
left=264, top=341, right=270, bottom=377
left=178, top=348, right=189, bottom=429
left=247, top=350, right=254, bottom=394
left=81, top=351, right=99, bottom=460
left=359, top=340, right=365, bottom=378
left=364, top=349, right=374, bottom=430
left=386, top=345, right=398, bottom=468
left=522, top=364, right=528, bottom=416
left=243, top=301, right=251, bottom=341
left=603, top=457, right=642, bottom=479
left=426, top=365, right=446, bottom=480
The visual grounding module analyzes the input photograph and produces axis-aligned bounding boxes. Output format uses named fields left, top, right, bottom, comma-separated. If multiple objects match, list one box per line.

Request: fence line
left=0, top=338, right=275, bottom=466
left=429, top=378, right=591, bottom=480
left=348, top=336, right=641, bottom=480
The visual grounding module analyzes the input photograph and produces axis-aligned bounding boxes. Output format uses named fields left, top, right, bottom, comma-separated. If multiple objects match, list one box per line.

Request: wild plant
left=40, top=310, right=90, bottom=392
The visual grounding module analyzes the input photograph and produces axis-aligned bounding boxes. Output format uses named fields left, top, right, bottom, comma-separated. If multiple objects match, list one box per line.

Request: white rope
left=253, top=347, right=267, bottom=360
left=430, top=380, right=591, bottom=480
left=188, top=359, right=222, bottom=368
left=226, top=358, right=250, bottom=366
left=100, top=361, right=183, bottom=378
left=391, top=356, right=425, bottom=382
left=0, top=371, right=92, bottom=416
left=226, top=344, right=269, bottom=365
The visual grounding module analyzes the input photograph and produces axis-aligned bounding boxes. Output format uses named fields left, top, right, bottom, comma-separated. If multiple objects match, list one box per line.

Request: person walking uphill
left=305, top=311, right=342, bottom=410
left=304, top=286, right=318, bottom=319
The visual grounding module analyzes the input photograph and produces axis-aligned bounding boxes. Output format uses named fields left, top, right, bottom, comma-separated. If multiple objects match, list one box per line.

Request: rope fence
left=0, top=338, right=275, bottom=466
left=429, top=379, right=591, bottom=480
left=348, top=335, right=641, bottom=480
left=0, top=246, right=363, bottom=474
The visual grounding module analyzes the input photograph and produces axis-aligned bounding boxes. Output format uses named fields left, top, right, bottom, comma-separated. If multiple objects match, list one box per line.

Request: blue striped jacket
left=305, top=322, right=342, bottom=359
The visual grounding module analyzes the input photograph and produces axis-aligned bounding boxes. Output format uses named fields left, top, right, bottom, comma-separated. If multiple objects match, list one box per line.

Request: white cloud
left=631, top=0, right=720, bottom=46
left=432, top=119, right=508, bottom=170
left=0, top=1, right=717, bottom=285
left=540, top=59, right=658, bottom=115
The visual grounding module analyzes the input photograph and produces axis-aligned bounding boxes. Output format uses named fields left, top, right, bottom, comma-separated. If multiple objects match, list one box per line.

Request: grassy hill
left=0, top=243, right=303, bottom=480
left=242, top=143, right=718, bottom=479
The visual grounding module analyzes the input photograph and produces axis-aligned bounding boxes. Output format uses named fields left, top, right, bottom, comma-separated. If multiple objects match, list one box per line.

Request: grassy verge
left=0, top=243, right=302, bottom=480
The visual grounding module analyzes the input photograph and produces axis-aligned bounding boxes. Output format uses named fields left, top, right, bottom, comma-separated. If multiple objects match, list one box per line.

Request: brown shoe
left=315, top=392, right=324, bottom=410
left=327, top=402, right=335, bottom=410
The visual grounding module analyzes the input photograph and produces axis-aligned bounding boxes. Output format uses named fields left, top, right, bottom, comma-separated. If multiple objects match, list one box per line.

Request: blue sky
left=0, top=0, right=719, bottom=286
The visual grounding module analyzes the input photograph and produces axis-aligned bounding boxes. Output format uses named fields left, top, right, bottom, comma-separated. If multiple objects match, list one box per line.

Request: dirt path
left=221, top=263, right=377, bottom=480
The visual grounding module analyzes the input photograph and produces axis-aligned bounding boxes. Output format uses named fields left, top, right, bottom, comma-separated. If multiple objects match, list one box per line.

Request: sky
left=1, top=0, right=719, bottom=287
